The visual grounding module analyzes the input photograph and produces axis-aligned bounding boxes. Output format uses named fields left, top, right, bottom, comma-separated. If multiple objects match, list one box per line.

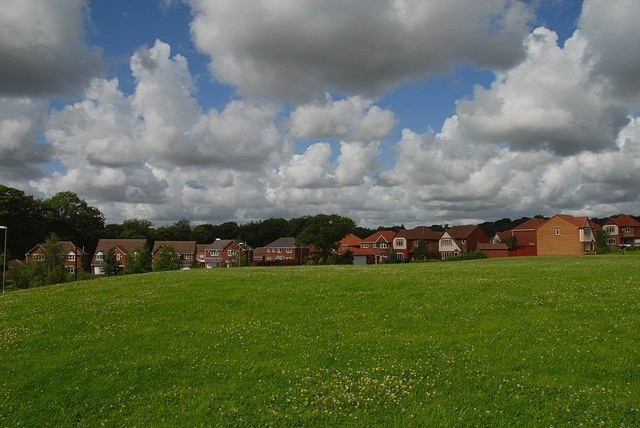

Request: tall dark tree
left=0, top=185, right=48, bottom=257
left=297, top=214, right=356, bottom=264
left=192, top=224, right=217, bottom=244
left=121, top=219, right=153, bottom=239
left=44, top=192, right=105, bottom=252
left=171, top=217, right=192, bottom=241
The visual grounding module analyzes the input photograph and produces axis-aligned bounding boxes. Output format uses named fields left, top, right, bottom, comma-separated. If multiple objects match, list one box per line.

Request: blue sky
left=1, top=1, right=639, bottom=226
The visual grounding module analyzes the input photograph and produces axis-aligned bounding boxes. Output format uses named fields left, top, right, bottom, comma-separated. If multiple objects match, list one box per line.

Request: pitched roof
left=396, top=226, right=442, bottom=241
left=152, top=240, right=196, bottom=254
left=362, top=230, right=396, bottom=243
left=265, top=237, right=297, bottom=248
left=446, top=225, right=480, bottom=239
left=338, top=233, right=362, bottom=247
left=26, top=241, right=88, bottom=256
left=94, top=239, right=147, bottom=255
left=511, top=218, right=546, bottom=231
left=208, top=239, right=235, bottom=251
left=553, top=214, right=591, bottom=228
left=607, top=214, right=640, bottom=228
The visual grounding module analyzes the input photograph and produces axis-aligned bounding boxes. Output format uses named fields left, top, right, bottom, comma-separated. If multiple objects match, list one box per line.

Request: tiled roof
left=555, top=214, right=591, bottom=228
left=265, top=237, right=297, bottom=248
left=397, top=226, right=442, bottom=240
left=607, top=214, right=640, bottom=227
left=92, top=239, right=147, bottom=265
left=338, top=233, right=362, bottom=247
left=362, top=230, right=396, bottom=243
left=446, top=225, right=479, bottom=239
left=152, top=241, right=196, bottom=255
left=208, top=239, right=235, bottom=251
left=511, top=218, right=546, bottom=231
left=26, top=241, right=88, bottom=256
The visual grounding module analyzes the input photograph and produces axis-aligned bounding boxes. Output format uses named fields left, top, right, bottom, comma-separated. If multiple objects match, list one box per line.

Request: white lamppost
left=0, top=226, right=6, bottom=293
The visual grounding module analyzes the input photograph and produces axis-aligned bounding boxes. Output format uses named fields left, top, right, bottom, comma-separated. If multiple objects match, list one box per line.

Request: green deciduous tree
left=297, top=214, right=356, bottom=264
left=102, top=248, right=120, bottom=276
left=44, top=192, right=105, bottom=252
left=121, top=219, right=154, bottom=240
left=154, top=245, right=181, bottom=271
left=125, top=246, right=152, bottom=274
left=0, top=185, right=48, bottom=257
left=503, top=236, right=518, bottom=250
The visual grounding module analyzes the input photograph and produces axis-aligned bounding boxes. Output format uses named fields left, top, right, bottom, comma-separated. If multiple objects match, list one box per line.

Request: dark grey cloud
left=0, top=0, right=102, bottom=96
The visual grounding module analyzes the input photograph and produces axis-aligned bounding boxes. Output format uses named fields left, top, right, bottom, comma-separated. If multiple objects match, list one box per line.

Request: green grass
left=1, top=254, right=640, bottom=426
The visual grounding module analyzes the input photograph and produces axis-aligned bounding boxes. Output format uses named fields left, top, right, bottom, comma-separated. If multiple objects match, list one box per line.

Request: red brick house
left=152, top=241, right=197, bottom=269
left=203, top=239, right=252, bottom=267
left=360, top=230, right=396, bottom=264
left=91, top=239, right=147, bottom=274
left=537, top=214, right=597, bottom=256
left=393, top=226, right=442, bottom=261
left=602, top=214, right=640, bottom=247
left=263, top=237, right=308, bottom=264
left=25, top=241, right=90, bottom=273
left=491, top=217, right=546, bottom=256
left=439, top=225, right=489, bottom=259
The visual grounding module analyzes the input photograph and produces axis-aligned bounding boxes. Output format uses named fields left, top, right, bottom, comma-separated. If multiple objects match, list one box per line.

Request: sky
left=1, top=0, right=639, bottom=227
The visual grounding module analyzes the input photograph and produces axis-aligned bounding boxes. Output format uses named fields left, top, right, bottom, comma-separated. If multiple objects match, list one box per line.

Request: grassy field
left=1, top=254, right=639, bottom=426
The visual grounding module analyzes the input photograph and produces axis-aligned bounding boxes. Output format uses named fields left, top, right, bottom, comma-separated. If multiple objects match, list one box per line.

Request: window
left=183, top=254, right=192, bottom=260
left=605, top=226, right=615, bottom=234
left=115, top=253, right=121, bottom=261
left=33, top=254, right=45, bottom=261
left=277, top=248, right=282, bottom=253
left=607, top=238, right=617, bottom=245
left=96, top=252, right=104, bottom=261
left=66, top=254, right=76, bottom=262
left=380, top=243, right=388, bottom=249
left=583, top=227, right=591, bottom=237
left=66, top=266, right=75, bottom=273
left=396, top=253, right=404, bottom=260
left=228, top=249, right=238, bottom=257
left=286, top=248, right=293, bottom=253
left=624, top=227, right=631, bottom=233
left=362, top=244, right=369, bottom=248
left=395, top=239, right=404, bottom=247
left=555, top=228, right=560, bottom=236
left=441, top=239, right=452, bottom=247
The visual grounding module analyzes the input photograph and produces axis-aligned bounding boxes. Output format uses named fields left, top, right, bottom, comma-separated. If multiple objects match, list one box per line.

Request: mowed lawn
left=1, top=254, right=639, bottom=426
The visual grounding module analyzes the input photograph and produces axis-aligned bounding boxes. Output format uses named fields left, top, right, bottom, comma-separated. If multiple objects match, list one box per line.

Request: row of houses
left=337, top=213, right=640, bottom=264
left=22, top=213, right=640, bottom=273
